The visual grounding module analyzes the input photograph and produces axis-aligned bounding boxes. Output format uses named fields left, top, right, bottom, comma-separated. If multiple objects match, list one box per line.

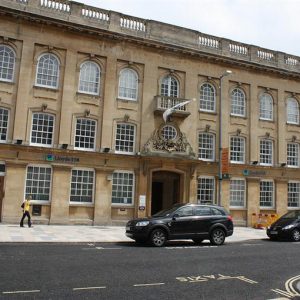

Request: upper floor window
left=0, top=107, right=9, bottom=143
left=230, top=136, right=245, bottom=164
left=260, top=139, right=273, bottom=166
left=115, top=123, right=136, bottom=154
left=260, top=180, right=274, bottom=208
left=259, top=93, right=273, bottom=121
left=287, top=142, right=299, bottom=167
left=288, top=181, right=300, bottom=208
left=118, top=68, right=138, bottom=101
left=112, top=171, right=134, bottom=205
left=198, top=132, right=215, bottom=161
left=0, top=45, right=15, bottom=82
left=74, top=118, right=96, bottom=151
left=36, top=53, right=59, bottom=88
left=231, top=88, right=246, bottom=117
left=70, top=168, right=94, bottom=203
left=286, top=98, right=299, bottom=125
left=200, top=83, right=216, bottom=112
left=30, top=113, right=54, bottom=147
left=230, top=179, right=246, bottom=208
left=78, top=61, right=100, bottom=95
left=161, top=75, right=179, bottom=97
left=197, top=176, right=215, bottom=204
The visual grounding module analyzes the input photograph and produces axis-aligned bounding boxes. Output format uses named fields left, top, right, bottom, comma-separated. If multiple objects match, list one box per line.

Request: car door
left=169, top=206, right=194, bottom=238
left=191, top=206, right=213, bottom=236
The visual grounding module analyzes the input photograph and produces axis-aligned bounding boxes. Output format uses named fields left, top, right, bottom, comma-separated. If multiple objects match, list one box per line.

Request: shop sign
left=243, top=169, right=266, bottom=176
left=45, top=154, right=79, bottom=163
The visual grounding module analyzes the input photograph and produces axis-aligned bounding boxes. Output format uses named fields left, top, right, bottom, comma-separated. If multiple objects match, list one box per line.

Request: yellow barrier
left=252, top=213, right=279, bottom=229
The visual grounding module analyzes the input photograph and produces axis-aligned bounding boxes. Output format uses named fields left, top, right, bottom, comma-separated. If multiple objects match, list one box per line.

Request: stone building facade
left=0, top=0, right=300, bottom=226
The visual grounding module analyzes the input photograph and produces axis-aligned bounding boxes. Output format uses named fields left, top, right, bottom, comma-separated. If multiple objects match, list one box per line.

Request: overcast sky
left=79, top=0, right=299, bottom=56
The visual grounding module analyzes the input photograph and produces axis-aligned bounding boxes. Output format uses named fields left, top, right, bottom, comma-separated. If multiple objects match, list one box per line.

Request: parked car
left=125, top=203, right=234, bottom=247
left=267, top=210, right=300, bottom=241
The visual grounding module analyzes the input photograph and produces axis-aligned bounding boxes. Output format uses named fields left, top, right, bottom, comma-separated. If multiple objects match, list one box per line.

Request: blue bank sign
left=45, top=154, right=79, bottom=163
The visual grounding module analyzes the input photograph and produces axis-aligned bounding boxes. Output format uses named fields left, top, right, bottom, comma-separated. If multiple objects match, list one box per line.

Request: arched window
left=259, top=93, right=273, bottom=120
left=118, top=68, right=138, bottom=100
left=36, top=53, right=59, bottom=88
left=161, top=75, right=179, bottom=97
left=231, top=88, right=246, bottom=117
left=200, top=83, right=216, bottom=112
left=0, top=45, right=15, bottom=82
left=287, top=98, right=299, bottom=124
left=78, top=61, right=100, bottom=95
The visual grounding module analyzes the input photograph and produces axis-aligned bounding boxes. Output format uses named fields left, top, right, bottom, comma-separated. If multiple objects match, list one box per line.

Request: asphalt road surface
left=0, top=239, right=299, bottom=300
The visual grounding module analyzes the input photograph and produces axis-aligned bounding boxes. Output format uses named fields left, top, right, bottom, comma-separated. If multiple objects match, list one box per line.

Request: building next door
left=151, top=171, right=181, bottom=215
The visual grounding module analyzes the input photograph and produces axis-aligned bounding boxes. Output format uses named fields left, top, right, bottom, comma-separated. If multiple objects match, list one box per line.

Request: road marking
left=271, top=289, right=293, bottom=298
left=3, top=290, right=40, bottom=294
left=285, top=275, right=300, bottom=296
left=73, top=286, right=106, bottom=291
left=134, top=283, right=165, bottom=287
left=96, top=247, right=122, bottom=250
left=241, top=243, right=263, bottom=246
left=166, top=246, right=217, bottom=249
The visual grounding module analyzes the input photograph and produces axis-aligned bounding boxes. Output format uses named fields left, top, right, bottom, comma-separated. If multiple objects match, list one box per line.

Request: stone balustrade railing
left=155, top=96, right=188, bottom=111
left=2, top=0, right=300, bottom=74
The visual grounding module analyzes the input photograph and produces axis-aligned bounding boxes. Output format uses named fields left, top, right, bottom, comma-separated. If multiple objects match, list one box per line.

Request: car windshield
left=152, top=204, right=183, bottom=217
left=281, top=211, right=300, bottom=219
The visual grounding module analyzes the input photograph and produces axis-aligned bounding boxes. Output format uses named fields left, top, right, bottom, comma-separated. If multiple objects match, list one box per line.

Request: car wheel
left=210, top=228, right=225, bottom=245
left=192, top=238, right=204, bottom=245
left=150, top=228, right=167, bottom=247
left=291, top=229, right=300, bottom=242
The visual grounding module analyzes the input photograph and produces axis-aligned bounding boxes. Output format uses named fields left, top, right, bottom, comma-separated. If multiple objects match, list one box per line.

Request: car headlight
left=283, top=224, right=295, bottom=230
left=136, top=221, right=150, bottom=227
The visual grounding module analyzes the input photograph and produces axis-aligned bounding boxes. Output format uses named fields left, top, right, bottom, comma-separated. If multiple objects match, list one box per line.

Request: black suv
left=126, top=203, right=233, bottom=247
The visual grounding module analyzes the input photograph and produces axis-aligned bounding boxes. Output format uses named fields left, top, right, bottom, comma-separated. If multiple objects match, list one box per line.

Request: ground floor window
left=288, top=181, right=300, bottom=208
left=197, top=176, right=215, bottom=204
left=230, top=179, right=246, bottom=208
left=260, top=180, right=274, bottom=208
left=70, top=169, right=94, bottom=203
left=25, top=165, right=52, bottom=201
left=112, top=171, right=134, bottom=205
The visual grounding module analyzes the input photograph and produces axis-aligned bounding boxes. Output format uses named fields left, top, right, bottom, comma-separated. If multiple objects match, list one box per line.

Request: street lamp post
left=218, top=70, right=232, bottom=206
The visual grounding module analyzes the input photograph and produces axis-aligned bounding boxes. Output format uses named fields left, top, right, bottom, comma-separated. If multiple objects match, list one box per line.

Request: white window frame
left=287, top=142, right=299, bottom=168
left=197, top=176, right=215, bottom=205
left=74, top=118, right=97, bottom=151
left=286, top=98, right=299, bottom=125
left=288, top=181, right=300, bottom=208
left=231, top=88, right=246, bottom=117
left=260, top=180, right=274, bottom=209
left=160, top=75, right=179, bottom=97
left=199, top=83, right=216, bottom=112
left=78, top=61, right=100, bottom=95
left=259, top=139, right=273, bottom=166
left=30, top=113, right=55, bottom=147
left=35, top=53, right=60, bottom=89
left=118, top=68, right=138, bottom=101
left=198, top=132, right=215, bottom=161
left=259, top=93, right=273, bottom=121
left=111, top=170, right=135, bottom=206
left=230, top=178, right=246, bottom=208
left=0, top=45, right=15, bottom=82
left=69, top=168, right=95, bottom=204
left=24, top=164, right=52, bottom=203
left=0, top=107, right=9, bottom=143
left=230, top=136, right=245, bottom=164
left=115, top=123, right=136, bottom=154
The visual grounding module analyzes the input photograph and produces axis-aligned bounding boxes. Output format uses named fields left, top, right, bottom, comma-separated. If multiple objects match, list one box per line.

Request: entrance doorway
left=0, top=176, right=4, bottom=221
left=151, top=171, right=181, bottom=215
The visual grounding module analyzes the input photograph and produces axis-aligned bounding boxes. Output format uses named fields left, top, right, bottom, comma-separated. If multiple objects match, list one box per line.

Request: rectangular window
left=198, top=133, right=215, bottom=161
left=0, top=108, right=9, bottom=142
left=197, top=177, right=215, bottom=204
left=70, top=169, right=94, bottom=203
left=115, top=123, right=135, bottom=154
left=260, top=180, right=274, bottom=208
left=260, top=139, right=273, bottom=166
left=230, top=137, right=245, bottom=163
left=230, top=179, right=246, bottom=207
left=288, top=182, right=300, bottom=208
left=25, top=165, right=52, bottom=201
left=74, top=118, right=96, bottom=151
left=287, top=143, right=299, bottom=167
left=112, top=171, right=134, bottom=205
left=31, top=113, right=54, bottom=147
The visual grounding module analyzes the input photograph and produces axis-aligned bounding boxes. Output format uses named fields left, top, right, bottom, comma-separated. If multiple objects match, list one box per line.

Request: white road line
left=3, top=290, right=40, bottom=294
left=96, top=247, right=122, bottom=250
left=271, top=288, right=293, bottom=298
left=73, top=286, right=106, bottom=291
left=285, top=275, right=300, bottom=296
left=134, top=283, right=165, bottom=287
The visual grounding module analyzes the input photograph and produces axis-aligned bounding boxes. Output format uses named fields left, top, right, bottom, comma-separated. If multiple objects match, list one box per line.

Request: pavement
left=0, top=224, right=268, bottom=243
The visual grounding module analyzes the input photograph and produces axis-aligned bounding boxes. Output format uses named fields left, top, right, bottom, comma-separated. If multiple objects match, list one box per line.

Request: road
left=0, top=239, right=299, bottom=300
